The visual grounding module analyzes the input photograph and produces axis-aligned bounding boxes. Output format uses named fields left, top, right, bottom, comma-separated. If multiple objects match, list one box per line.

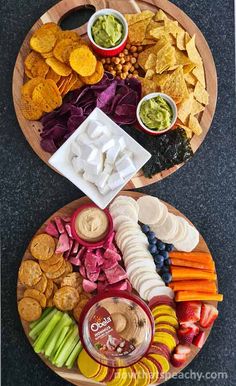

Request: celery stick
left=29, top=309, right=57, bottom=340
left=44, top=313, right=73, bottom=358
left=65, top=340, right=82, bottom=369
left=33, top=311, right=62, bottom=353
left=55, top=326, right=79, bottom=367
left=30, top=308, right=53, bottom=329
left=50, top=325, right=71, bottom=362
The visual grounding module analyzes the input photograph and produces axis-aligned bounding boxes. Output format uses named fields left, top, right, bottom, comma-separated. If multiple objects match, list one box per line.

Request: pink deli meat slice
left=56, top=233, right=70, bottom=253
left=45, top=221, right=59, bottom=238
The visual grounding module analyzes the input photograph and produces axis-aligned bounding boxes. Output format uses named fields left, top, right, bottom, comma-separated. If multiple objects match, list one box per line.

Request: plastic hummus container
left=79, top=291, right=154, bottom=367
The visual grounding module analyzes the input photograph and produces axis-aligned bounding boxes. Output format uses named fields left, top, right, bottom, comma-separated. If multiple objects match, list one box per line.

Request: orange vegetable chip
left=21, top=77, right=45, bottom=98
left=24, top=69, right=33, bottom=79
left=30, top=233, right=55, bottom=260
left=57, top=30, right=80, bottom=42
left=23, top=288, right=47, bottom=308
left=32, top=79, right=62, bottom=113
left=46, top=57, right=72, bottom=76
left=46, top=67, right=61, bottom=83
left=24, top=51, right=49, bottom=78
left=20, top=96, right=43, bottom=121
left=69, top=46, right=97, bottom=77
left=39, top=22, right=61, bottom=35
left=30, top=28, right=57, bottom=53
left=53, top=38, right=80, bottom=64
left=18, top=297, right=42, bottom=322
left=80, top=61, right=104, bottom=85
left=19, top=260, right=42, bottom=286
left=69, top=73, right=84, bottom=91
left=33, top=272, right=47, bottom=293
left=41, top=51, right=54, bottom=59
left=53, top=286, right=79, bottom=311
left=61, top=73, right=78, bottom=95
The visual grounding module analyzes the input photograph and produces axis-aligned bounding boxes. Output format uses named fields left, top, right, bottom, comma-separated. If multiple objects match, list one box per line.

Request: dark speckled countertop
left=1, top=0, right=236, bottom=385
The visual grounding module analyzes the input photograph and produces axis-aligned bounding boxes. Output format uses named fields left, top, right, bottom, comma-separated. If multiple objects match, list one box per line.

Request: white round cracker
left=151, top=213, right=178, bottom=241
left=146, top=285, right=174, bottom=301
left=126, top=260, right=155, bottom=276
left=174, top=224, right=199, bottom=252
left=137, top=196, right=168, bottom=225
left=170, top=216, right=188, bottom=244
left=113, top=216, right=135, bottom=231
left=139, top=279, right=165, bottom=299
left=111, top=196, right=139, bottom=212
left=110, top=205, right=138, bottom=223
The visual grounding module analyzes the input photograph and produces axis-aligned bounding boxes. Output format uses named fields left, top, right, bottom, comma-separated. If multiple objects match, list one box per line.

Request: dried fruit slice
left=69, top=46, right=97, bottom=76
left=18, top=297, right=42, bottom=321
left=19, top=260, right=42, bottom=286
left=30, top=233, right=55, bottom=260
left=23, top=288, right=47, bottom=308
left=33, top=272, right=47, bottom=293
left=46, top=57, right=72, bottom=76
left=53, top=285, right=79, bottom=311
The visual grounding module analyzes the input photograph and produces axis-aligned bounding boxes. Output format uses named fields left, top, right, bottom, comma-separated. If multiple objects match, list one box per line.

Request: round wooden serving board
left=12, top=0, right=217, bottom=189
left=17, top=191, right=217, bottom=386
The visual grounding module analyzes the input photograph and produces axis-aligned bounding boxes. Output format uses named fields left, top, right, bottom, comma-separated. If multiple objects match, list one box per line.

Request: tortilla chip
left=161, top=66, right=189, bottom=103
left=154, top=9, right=168, bottom=21
left=164, top=19, right=181, bottom=38
left=191, top=98, right=205, bottom=115
left=192, top=64, right=205, bottom=87
left=152, top=73, right=170, bottom=88
left=144, top=53, right=157, bottom=70
left=137, top=76, right=157, bottom=96
left=184, top=72, right=197, bottom=86
left=185, top=32, right=191, bottom=45
left=177, top=92, right=194, bottom=124
left=128, top=18, right=152, bottom=44
left=69, top=46, right=97, bottom=76
left=176, top=29, right=186, bottom=50
left=175, top=49, right=193, bottom=67
left=194, top=81, right=209, bottom=105
left=186, top=35, right=202, bottom=66
left=155, top=43, right=176, bottom=73
left=146, top=20, right=163, bottom=38
left=189, top=114, right=203, bottom=135
left=183, top=63, right=196, bottom=74
left=145, top=69, right=155, bottom=79
left=125, top=10, right=155, bottom=25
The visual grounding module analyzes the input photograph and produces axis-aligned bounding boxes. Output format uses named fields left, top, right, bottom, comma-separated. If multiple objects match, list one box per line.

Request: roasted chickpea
left=122, top=64, right=129, bottom=73
left=133, top=70, right=139, bottom=76
left=130, top=46, right=138, bottom=53
left=125, top=55, right=131, bottom=62
left=116, top=64, right=123, bottom=71
left=134, top=63, right=139, bottom=69
left=133, top=52, right=138, bottom=58
left=137, top=46, right=143, bottom=52
left=127, top=73, right=133, bottom=79
left=111, top=70, right=117, bottom=77
left=107, top=65, right=114, bottom=72
left=130, top=65, right=135, bottom=73
left=120, top=73, right=127, bottom=79
left=132, top=73, right=138, bottom=78
left=114, top=57, right=120, bottom=64
left=119, top=52, right=125, bottom=58
left=106, top=58, right=111, bottom=64
left=124, top=49, right=129, bottom=55
left=131, top=57, right=137, bottom=64
left=117, top=70, right=122, bottom=75
left=101, top=58, right=106, bottom=64
left=126, top=43, right=131, bottom=50
left=120, top=58, right=126, bottom=64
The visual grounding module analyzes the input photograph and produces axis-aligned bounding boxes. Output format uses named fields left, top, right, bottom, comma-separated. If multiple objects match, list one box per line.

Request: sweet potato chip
left=41, top=51, right=54, bottom=59
left=33, top=273, right=47, bottom=293
left=30, top=28, right=57, bottom=53
left=40, top=22, right=61, bottom=35
left=32, top=79, right=62, bottom=113
left=60, top=272, right=82, bottom=289
left=69, top=74, right=84, bottom=91
left=189, top=114, right=203, bottom=135
left=125, top=10, right=154, bottom=25
left=57, top=30, right=80, bottom=42
left=23, top=288, right=47, bottom=308
left=24, top=51, right=42, bottom=70
left=62, top=72, right=78, bottom=94
left=25, top=68, right=33, bottom=79
left=19, top=260, right=42, bottom=286
left=46, top=67, right=61, bottom=83
left=69, top=46, right=97, bottom=76
left=46, top=57, right=72, bottom=76
left=191, top=98, right=204, bottom=115
left=80, top=61, right=104, bottom=85
left=53, top=38, right=80, bottom=64
left=20, top=95, right=43, bottom=120
left=177, top=93, right=194, bottom=124
left=45, top=260, right=66, bottom=279
left=186, top=35, right=202, bottom=66
left=53, top=286, right=79, bottom=311
left=21, top=77, right=45, bottom=98
left=194, top=81, right=209, bottom=105
left=30, top=233, right=55, bottom=260
left=39, top=257, right=64, bottom=273
left=45, top=279, right=54, bottom=299
left=161, top=67, right=189, bottom=103
left=18, top=297, right=42, bottom=322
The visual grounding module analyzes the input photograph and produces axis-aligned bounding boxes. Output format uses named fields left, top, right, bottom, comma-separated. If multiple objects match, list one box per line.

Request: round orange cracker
left=30, top=233, right=55, bottom=260
left=69, top=46, right=97, bottom=77
left=33, top=272, right=47, bottom=293
left=42, top=252, right=63, bottom=266
left=18, top=297, right=42, bottom=322
left=73, top=298, right=89, bottom=322
left=39, top=256, right=64, bottom=273
left=60, top=272, right=82, bottom=288
left=45, top=260, right=66, bottom=279
left=53, top=261, right=73, bottom=285
left=53, top=38, right=80, bottom=64
left=46, top=67, right=61, bottom=83
left=21, top=77, right=45, bottom=98
left=80, top=61, right=104, bottom=85
left=32, top=79, right=62, bottom=113
left=47, top=297, right=54, bottom=307
left=19, top=260, right=42, bottom=286
left=44, top=278, right=54, bottom=299
left=30, top=28, right=57, bottom=53
left=53, top=286, right=79, bottom=311
left=46, top=57, right=72, bottom=76
left=23, top=288, right=47, bottom=308
left=20, top=96, right=43, bottom=120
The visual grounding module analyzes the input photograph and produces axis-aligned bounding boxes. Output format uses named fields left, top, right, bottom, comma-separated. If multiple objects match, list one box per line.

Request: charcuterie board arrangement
left=12, top=0, right=217, bottom=189
left=17, top=192, right=223, bottom=385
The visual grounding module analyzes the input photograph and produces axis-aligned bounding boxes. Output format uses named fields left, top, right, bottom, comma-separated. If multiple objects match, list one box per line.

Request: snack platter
left=12, top=0, right=217, bottom=190
left=17, top=191, right=223, bottom=386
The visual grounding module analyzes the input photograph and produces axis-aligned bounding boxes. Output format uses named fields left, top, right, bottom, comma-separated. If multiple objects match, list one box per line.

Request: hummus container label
left=79, top=291, right=154, bottom=367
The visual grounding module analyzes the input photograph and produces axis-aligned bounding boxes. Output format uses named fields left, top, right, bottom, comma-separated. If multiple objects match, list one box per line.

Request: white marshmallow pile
left=71, top=120, right=136, bottom=195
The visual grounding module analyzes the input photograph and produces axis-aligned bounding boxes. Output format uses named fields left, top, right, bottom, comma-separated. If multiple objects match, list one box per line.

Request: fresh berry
left=147, top=231, right=156, bottom=240
left=156, top=241, right=165, bottom=250
left=141, top=224, right=150, bottom=233
left=175, top=344, right=191, bottom=355
left=177, top=326, right=196, bottom=344
left=162, top=272, right=172, bottom=284
left=155, top=264, right=163, bottom=271
left=160, top=250, right=169, bottom=259
left=192, top=331, right=206, bottom=348
left=154, top=254, right=164, bottom=265
left=165, top=244, right=174, bottom=252
left=200, top=304, right=218, bottom=328
left=164, top=258, right=171, bottom=266
left=171, top=353, right=187, bottom=367
left=181, top=322, right=199, bottom=336
left=176, top=301, right=201, bottom=324
left=148, top=244, right=158, bottom=254
left=161, top=266, right=170, bottom=273
left=149, top=237, right=157, bottom=245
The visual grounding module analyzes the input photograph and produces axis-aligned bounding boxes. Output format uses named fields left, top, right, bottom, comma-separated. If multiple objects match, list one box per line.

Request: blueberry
left=160, top=250, right=169, bottom=259
left=165, top=243, right=174, bottom=252
left=161, top=266, right=170, bottom=273
left=154, top=254, right=164, bottom=266
left=156, top=241, right=165, bottom=251
left=162, top=272, right=172, bottom=284
left=148, top=244, right=157, bottom=254
left=147, top=231, right=156, bottom=240
left=141, top=224, right=150, bottom=233
left=155, top=264, right=163, bottom=271
left=149, top=237, right=157, bottom=245
left=164, top=258, right=171, bottom=266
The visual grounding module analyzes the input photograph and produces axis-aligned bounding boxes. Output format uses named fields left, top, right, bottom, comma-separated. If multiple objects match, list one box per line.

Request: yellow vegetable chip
left=191, top=98, right=205, bottom=115
left=186, top=35, right=202, bottom=66
left=41, top=51, right=54, bottom=59
left=185, top=32, right=191, bottom=45
left=21, top=77, right=45, bottom=98
left=40, top=22, right=61, bottom=34
left=177, top=92, right=194, bottom=124
left=189, top=114, right=203, bottom=135
left=20, top=96, right=43, bottom=120
left=57, top=30, right=80, bottom=42
left=69, top=46, right=97, bottom=76
left=32, top=79, right=62, bottom=113
left=30, top=28, right=57, bottom=53
left=68, top=73, right=84, bottom=91
left=24, top=51, right=42, bottom=70
left=125, top=10, right=155, bottom=25
left=25, top=68, right=33, bottom=79
left=153, top=73, right=170, bottom=88
left=80, top=61, right=104, bottom=85
left=18, top=297, right=42, bottom=322
left=46, top=57, right=72, bottom=76
left=175, top=49, right=193, bottom=67
left=161, top=66, right=189, bottom=103
left=53, top=38, right=80, bottom=64
left=194, top=81, right=209, bottom=105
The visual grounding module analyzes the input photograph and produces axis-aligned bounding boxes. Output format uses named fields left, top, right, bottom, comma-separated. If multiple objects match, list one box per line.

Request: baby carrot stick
left=171, top=267, right=217, bottom=281
left=169, top=251, right=213, bottom=264
left=170, top=258, right=215, bottom=271
left=169, top=280, right=217, bottom=293
left=175, top=291, right=223, bottom=302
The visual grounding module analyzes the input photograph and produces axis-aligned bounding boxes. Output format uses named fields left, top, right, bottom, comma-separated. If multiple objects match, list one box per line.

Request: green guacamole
left=140, top=96, right=173, bottom=131
left=92, top=15, right=123, bottom=48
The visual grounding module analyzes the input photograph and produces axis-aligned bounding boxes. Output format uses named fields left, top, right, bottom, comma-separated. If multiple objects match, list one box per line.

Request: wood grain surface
left=12, top=0, right=217, bottom=189
left=17, top=191, right=218, bottom=386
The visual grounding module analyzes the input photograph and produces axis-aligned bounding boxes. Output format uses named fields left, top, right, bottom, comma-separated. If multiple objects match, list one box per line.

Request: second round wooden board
left=17, top=190, right=218, bottom=386
left=12, top=0, right=217, bottom=189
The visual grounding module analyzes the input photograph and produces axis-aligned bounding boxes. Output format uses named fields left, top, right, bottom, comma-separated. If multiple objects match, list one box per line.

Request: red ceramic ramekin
left=87, top=9, right=128, bottom=57
left=71, top=203, right=113, bottom=248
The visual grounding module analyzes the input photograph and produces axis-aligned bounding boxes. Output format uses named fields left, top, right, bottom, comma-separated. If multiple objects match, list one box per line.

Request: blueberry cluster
left=141, top=224, right=173, bottom=284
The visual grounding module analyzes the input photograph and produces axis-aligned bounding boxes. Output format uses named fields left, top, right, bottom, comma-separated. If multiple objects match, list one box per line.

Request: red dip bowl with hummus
left=79, top=291, right=154, bottom=368
left=71, top=204, right=113, bottom=248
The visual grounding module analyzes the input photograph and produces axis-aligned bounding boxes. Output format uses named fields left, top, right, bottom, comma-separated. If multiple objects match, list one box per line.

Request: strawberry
left=175, top=344, right=191, bottom=355
left=176, top=301, right=201, bottom=324
left=171, top=353, right=187, bottom=368
left=177, top=326, right=195, bottom=344
left=181, top=322, right=200, bottom=336
left=192, top=331, right=206, bottom=348
left=200, top=303, right=218, bottom=328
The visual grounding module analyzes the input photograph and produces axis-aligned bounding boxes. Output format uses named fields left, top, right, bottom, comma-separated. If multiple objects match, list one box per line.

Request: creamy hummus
left=75, top=207, right=108, bottom=242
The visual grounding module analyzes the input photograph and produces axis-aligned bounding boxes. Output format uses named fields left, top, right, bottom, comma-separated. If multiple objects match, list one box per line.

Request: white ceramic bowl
left=87, top=9, right=128, bottom=57
left=136, top=92, right=177, bottom=136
